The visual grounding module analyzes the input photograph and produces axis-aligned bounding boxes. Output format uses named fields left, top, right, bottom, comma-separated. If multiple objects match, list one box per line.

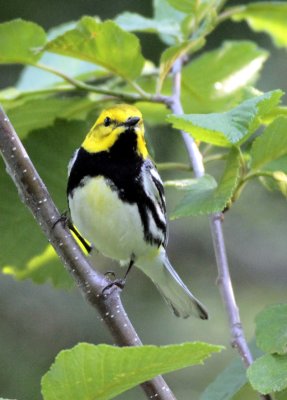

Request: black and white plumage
left=67, top=105, right=208, bottom=319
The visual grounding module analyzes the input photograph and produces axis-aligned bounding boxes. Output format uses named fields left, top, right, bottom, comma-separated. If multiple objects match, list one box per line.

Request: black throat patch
left=67, top=129, right=166, bottom=247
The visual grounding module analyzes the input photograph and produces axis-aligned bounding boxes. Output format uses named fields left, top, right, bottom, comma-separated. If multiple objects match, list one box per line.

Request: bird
left=67, top=104, right=208, bottom=319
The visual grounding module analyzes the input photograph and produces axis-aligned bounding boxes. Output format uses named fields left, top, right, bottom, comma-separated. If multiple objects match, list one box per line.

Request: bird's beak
left=124, top=116, right=140, bottom=127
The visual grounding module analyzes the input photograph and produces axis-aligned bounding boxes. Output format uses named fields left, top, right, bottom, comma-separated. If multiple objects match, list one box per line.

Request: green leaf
left=167, top=90, right=283, bottom=147
left=41, top=342, right=223, bottom=400
left=167, top=0, right=197, bottom=13
left=232, top=3, right=287, bottom=48
left=181, top=41, right=269, bottom=113
left=157, top=37, right=205, bottom=93
left=0, top=19, right=46, bottom=64
left=255, top=304, right=287, bottom=355
left=153, top=0, right=186, bottom=44
left=168, top=147, right=240, bottom=218
left=201, top=339, right=263, bottom=400
left=250, top=117, right=287, bottom=170
left=114, top=12, right=181, bottom=39
left=4, top=96, right=96, bottom=139
left=247, top=354, right=287, bottom=394
left=46, top=17, right=145, bottom=80
left=16, top=21, right=108, bottom=90
left=275, top=389, right=287, bottom=400
left=0, top=120, right=89, bottom=287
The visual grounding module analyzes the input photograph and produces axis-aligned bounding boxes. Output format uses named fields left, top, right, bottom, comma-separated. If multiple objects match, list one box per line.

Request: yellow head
left=82, top=104, right=148, bottom=158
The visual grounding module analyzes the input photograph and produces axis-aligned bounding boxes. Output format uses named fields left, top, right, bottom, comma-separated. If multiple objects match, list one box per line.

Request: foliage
left=1, top=0, right=287, bottom=399
left=42, top=342, right=222, bottom=400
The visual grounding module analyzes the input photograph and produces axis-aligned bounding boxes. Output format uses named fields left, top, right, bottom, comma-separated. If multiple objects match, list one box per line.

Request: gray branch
left=168, top=60, right=272, bottom=400
left=0, top=107, right=176, bottom=400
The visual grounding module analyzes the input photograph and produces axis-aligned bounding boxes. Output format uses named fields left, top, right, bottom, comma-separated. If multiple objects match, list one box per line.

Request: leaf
left=0, top=19, right=46, bottom=64
left=275, top=389, right=287, bottom=400
left=4, top=96, right=96, bottom=139
left=181, top=41, right=269, bottom=113
left=16, top=21, right=108, bottom=90
left=250, top=117, right=287, bottom=170
left=232, top=2, right=287, bottom=48
left=168, top=147, right=240, bottom=218
left=153, top=0, right=186, bottom=44
left=157, top=37, right=205, bottom=93
left=114, top=12, right=181, bottom=39
left=201, top=339, right=263, bottom=400
left=0, top=120, right=88, bottom=287
left=41, top=342, right=223, bottom=400
left=46, top=17, right=145, bottom=80
left=167, top=0, right=197, bottom=13
left=167, top=90, right=283, bottom=147
left=255, top=304, right=287, bottom=355
left=247, top=354, right=287, bottom=394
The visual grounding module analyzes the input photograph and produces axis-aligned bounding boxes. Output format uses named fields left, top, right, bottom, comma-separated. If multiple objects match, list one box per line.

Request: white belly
left=69, top=176, right=148, bottom=262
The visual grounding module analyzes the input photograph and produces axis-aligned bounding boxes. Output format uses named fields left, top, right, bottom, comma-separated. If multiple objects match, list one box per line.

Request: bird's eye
left=104, top=117, right=111, bottom=127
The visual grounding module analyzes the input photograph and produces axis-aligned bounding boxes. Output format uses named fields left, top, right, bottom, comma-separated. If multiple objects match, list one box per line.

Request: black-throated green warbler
left=67, top=104, right=208, bottom=319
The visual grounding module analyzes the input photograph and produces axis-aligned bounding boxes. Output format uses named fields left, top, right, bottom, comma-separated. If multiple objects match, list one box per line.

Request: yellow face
left=82, top=104, right=148, bottom=158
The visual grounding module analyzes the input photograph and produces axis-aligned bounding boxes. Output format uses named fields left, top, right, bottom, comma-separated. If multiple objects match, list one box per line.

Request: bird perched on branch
left=67, top=104, right=208, bottom=319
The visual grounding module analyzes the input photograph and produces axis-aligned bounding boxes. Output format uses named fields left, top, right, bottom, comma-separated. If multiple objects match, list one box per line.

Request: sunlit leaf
left=0, top=19, right=46, bottom=64
left=42, top=342, right=223, bottom=400
left=181, top=41, right=269, bottom=113
left=232, top=2, right=287, bottom=47
left=46, top=17, right=145, bottom=80
left=255, top=304, right=287, bottom=355
left=247, top=354, right=287, bottom=394
left=168, top=147, right=240, bottom=218
left=167, top=91, right=283, bottom=147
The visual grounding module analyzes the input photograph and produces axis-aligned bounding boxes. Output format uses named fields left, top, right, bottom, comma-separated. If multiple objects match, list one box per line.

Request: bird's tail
left=136, top=248, right=208, bottom=319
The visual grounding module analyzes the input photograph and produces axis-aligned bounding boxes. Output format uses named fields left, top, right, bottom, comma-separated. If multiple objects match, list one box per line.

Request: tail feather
left=137, top=249, right=208, bottom=320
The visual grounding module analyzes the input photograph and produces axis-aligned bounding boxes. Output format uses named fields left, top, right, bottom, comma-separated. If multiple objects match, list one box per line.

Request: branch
left=0, top=107, right=176, bottom=400
left=168, top=59, right=272, bottom=400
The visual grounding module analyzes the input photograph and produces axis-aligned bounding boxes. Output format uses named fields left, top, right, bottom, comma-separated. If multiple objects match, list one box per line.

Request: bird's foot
left=102, top=277, right=126, bottom=294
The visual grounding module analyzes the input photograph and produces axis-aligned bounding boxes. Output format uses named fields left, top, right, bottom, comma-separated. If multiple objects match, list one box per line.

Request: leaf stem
left=0, top=107, right=176, bottom=400
left=35, top=62, right=149, bottom=102
left=168, top=57, right=272, bottom=400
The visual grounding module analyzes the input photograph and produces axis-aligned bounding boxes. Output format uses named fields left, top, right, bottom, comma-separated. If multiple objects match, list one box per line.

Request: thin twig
left=168, top=59, right=272, bottom=400
left=0, top=107, right=176, bottom=400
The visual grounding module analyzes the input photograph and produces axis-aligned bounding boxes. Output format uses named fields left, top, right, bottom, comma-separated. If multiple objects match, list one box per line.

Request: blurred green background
left=1, top=1, right=287, bottom=399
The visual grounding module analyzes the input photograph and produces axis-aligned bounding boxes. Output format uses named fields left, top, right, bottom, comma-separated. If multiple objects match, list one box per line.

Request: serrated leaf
left=157, top=37, right=205, bottom=93
left=0, top=19, right=46, bottom=64
left=167, top=90, right=283, bottom=147
left=169, top=147, right=240, bottom=218
left=232, top=2, right=287, bottom=48
left=0, top=120, right=88, bottom=287
left=181, top=41, right=269, bottom=113
left=255, top=304, right=287, bottom=355
left=247, top=354, right=287, bottom=394
left=45, top=17, right=145, bottom=80
left=41, top=342, right=223, bottom=400
left=250, top=117, right=287, bottom=170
